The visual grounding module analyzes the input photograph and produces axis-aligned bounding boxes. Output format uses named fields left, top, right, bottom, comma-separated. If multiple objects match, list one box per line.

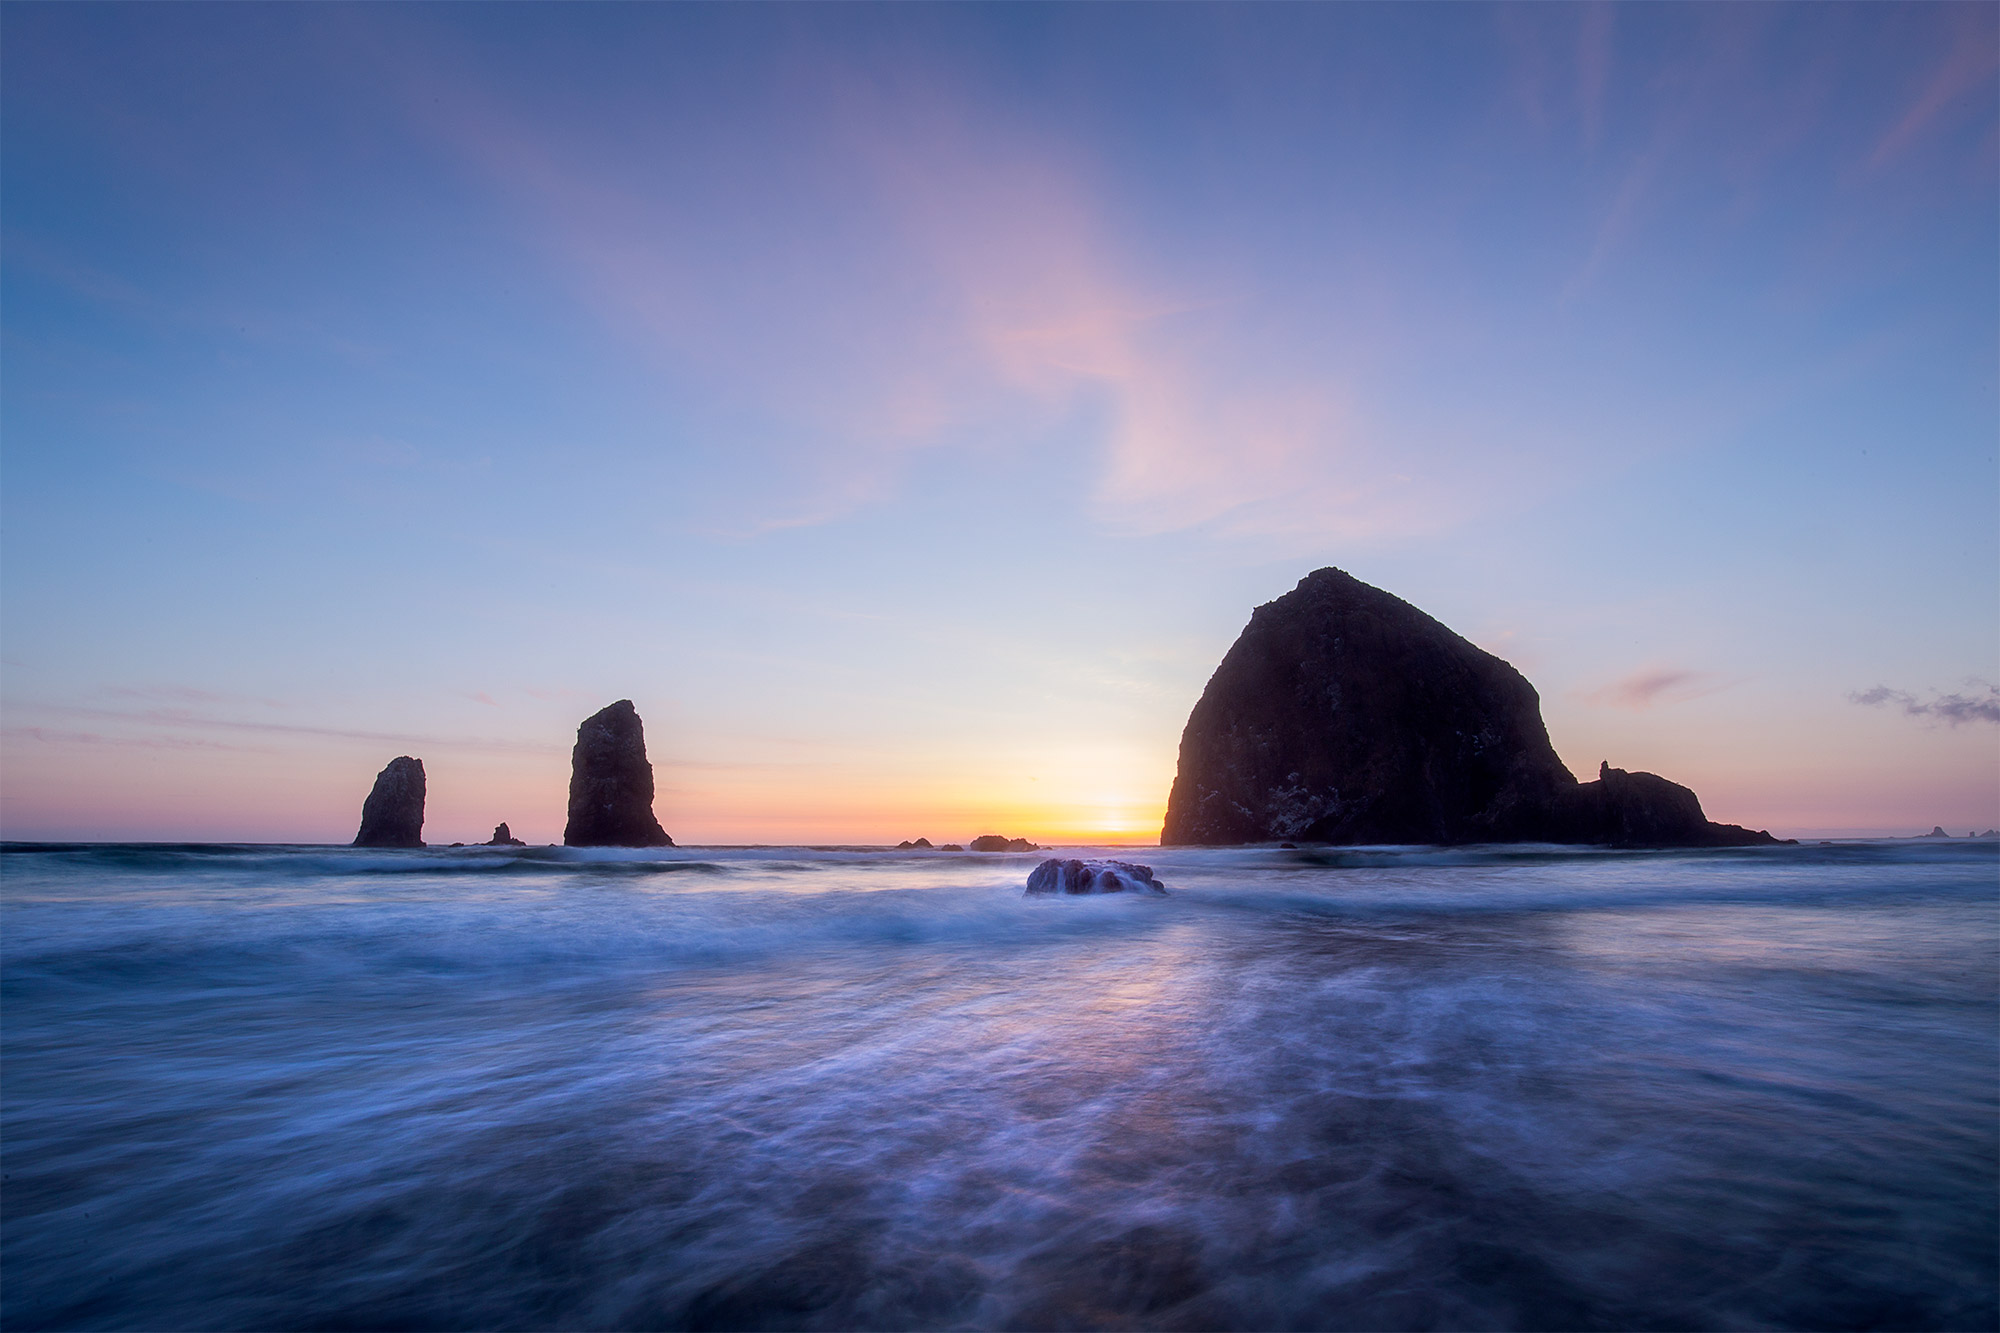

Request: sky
left=2, top=2, right=1995, bottom=845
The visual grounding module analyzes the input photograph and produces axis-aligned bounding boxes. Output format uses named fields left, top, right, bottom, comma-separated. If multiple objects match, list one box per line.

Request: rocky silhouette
left=895, top=838, right=934, bottom=849
left=970, top=835, right=1040, bottom=852
left=1162, top=568, right=1787, bottom=848
left=1025, top=858, right=1168, bottom=896
left=485, top=823, right=526, bottom=847
left=563, top=700, right=675, bottom=848
left=353, top=756, right=425, bottom=848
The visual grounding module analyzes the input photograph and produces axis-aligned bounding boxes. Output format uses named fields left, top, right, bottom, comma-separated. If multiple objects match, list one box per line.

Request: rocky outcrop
left=354, top=756, right=425, bottom=848
left=1162, top=569, right=1788, bottom=848
left=1025, top=858, right=1168, bottom=896
left=970, top=834, right=1040, bottom=852
left=1549, top=764, right=1776, bottom=848
left=895, top=838, right=934, bottom=849
left=562, top=700, right=675, bottom=848
left=485, top=823, right=526, bottom=847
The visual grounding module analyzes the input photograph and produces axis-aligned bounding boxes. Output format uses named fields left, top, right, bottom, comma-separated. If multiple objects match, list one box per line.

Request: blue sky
left=4, top=3, right=1995, bottom=842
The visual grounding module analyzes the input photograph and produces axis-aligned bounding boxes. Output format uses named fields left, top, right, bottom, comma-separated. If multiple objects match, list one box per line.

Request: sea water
left=3, top=840, right=1994, bottom=1331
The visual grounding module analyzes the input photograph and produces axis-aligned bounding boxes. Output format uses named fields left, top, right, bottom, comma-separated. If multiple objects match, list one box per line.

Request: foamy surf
left=3, top=840, right=1994, bottom=1329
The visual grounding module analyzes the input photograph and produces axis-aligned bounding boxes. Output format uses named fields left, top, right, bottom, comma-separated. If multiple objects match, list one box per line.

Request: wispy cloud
left=4, top=726, right=247, bottom=752
left=1851, top=682, right=2000, bottom=726
left=17, top=704, right=563, bottom=754
left=382, top=34, right=1508, bottom=551
left=1582, top=667, right=1733, bottom=711
left=1869, top=12, right=1999, bottom=169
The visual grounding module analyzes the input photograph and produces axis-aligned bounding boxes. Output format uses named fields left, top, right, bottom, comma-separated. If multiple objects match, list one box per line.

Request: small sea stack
left=563, top=700, right=675, bottom=848
left=1025, top=858, right=1168, bottom=896
left=353, top=756, right=425, bottom=848
left=485, top=823, right=526, bottom=847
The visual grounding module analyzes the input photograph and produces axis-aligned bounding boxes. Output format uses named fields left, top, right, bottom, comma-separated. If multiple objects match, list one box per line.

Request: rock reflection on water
left=1, top=841, right=1994, bottom=1330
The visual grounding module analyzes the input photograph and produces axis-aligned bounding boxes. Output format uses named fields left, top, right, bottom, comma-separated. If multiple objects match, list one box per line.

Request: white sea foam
left=2, top=840, right=1994, bottom=1329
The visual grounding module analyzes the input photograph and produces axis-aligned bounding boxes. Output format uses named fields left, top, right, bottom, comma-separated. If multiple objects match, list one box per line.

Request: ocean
left=3, top=840, right=1994, bottom=1331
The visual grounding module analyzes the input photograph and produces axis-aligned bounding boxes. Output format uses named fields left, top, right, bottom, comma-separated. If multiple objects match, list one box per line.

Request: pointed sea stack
left=485, top=823, right=526, bottom=847
left=353, top=756, right=426, bottom=848
left=1161, top=569, right=1787, bottom=848
left=563, top=700, right=674, bottom=847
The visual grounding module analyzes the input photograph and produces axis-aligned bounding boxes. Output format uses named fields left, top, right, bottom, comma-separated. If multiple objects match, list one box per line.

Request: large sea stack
left=353, top=756, right=426, bottom=848
left=563, top=700, right=675, bottom=847
left=1161, top=569, right=1784, bottom=848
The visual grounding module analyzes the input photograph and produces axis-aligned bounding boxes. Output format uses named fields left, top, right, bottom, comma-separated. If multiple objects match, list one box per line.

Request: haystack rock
left=1025, top=858, right=1168, bottom=896
left=1161, top=568, right=1787, bottom=848
left=486, top=823, right=526, bottom=847
left=353, top=756, right=425, bottom=848
left=562, top=700, right=675, bottom=848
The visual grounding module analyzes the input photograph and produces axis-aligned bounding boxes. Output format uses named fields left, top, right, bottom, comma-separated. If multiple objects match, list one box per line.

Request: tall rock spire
left=563, top=700, right=675, bottom=847
left=353, top=756, right=425, bottom=848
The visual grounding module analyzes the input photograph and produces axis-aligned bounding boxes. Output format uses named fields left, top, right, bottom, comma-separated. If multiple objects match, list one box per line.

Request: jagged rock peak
left=354, top=756, right=425, bottom=848
left=563, top=700, right=675, bottom=848
left=1162, top=568, right=1787, bottom=848
left=486, top=823, right=526, bottom=847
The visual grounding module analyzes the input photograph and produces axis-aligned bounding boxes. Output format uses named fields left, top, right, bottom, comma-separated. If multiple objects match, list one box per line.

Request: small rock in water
left=894, top=837, right=934, bottom=849
left=1025, top=858, right=1168, bottom=896
left=486, top=823, right=526, bottom=847
left=971, top=834, right=1041, bottom=852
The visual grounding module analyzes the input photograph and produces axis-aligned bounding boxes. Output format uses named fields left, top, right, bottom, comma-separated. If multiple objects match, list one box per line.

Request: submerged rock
left=1025, top=858, right=1168, bottom=896
left=486, top=823, right=526, bottom=847
left=1162, top=568, right=1789, bottom=848
left=562, top=700, right=675, bottom=848
left=353, top=756, right=425, bottom=848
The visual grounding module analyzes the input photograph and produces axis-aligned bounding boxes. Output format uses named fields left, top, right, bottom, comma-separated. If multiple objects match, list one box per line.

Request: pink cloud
left=378, top=31, right=1587, bottom=553
left=1582, top=667, right=1735, bottom=711
left=1870, top=16, right=1999, bottom=169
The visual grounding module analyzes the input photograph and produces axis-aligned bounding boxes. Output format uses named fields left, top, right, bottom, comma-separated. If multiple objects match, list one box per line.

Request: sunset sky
left=4, top=3, right=1995, bottom=844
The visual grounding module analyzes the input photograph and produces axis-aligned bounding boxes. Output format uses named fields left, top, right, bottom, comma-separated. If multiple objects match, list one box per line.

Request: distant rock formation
left=353, top=756, right=425, bottom=848
left=1923, top=826, right=1951, bottom=838
left=895, top=838, right=934, bottom=849
left=970, top=834, right=1040, bottom=852
left=562, top=700, right=675, bottom=848
left=1162, top=569, right=1789, bottom=848
left=938, top=844, right=964, bottom=851
left=1025, top=858, right=1168, bottom=896
left=486, top=823, right=526, bottom=847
